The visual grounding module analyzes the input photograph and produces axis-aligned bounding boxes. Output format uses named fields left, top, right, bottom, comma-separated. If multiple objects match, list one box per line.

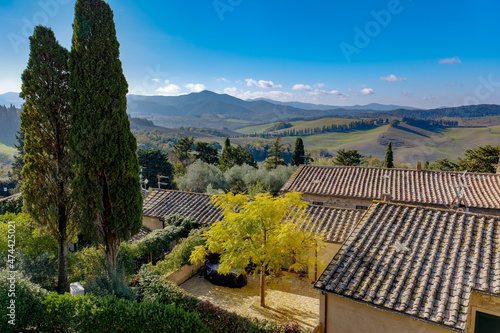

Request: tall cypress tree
left=219, top=137, right=234, bottom=172
left=264, top=136, right=287, bottom=171
left=384, top=142, right=394, bottom=168
left=20, top=26, right=77, bottom=293
left=291, top=138, right=305, bottom=166
left=70, top=0, right=142, bottom=276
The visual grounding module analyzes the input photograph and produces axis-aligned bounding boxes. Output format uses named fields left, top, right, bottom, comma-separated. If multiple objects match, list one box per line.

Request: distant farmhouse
left=314, top=201, right=500, bottom=333
left=281, top=165, right=500, bottom=216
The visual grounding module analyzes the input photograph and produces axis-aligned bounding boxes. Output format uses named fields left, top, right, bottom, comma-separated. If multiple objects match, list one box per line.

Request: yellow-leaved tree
left=190, top=192, right=322, bottom=307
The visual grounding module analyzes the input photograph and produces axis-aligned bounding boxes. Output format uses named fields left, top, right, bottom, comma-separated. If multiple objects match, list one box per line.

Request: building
left=141, top=189, right=363, bottom=279
left=281, top=165, right=500, bottom=216
left=142, top=189, right=223, bottom=231
left=314, top=201, right=500, bottom=333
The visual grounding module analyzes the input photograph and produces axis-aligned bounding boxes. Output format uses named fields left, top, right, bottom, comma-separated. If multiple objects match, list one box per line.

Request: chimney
left=381, top=193, right=391, bottom=202
left=416, top=161, right=422, bottom=171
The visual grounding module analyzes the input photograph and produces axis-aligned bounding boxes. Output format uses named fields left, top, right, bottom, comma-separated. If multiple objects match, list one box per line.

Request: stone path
left=180, top=272, right=320, bottom=332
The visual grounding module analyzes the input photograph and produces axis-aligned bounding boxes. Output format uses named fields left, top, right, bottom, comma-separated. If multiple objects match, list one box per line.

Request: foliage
left=190, top=192, right=321, bottom=307
left=70, top=0, right=143, bottom=276
left=172, top=136, right=195, bottom=169
left=0, top=105, right=20, bottom=147
left=20, top=25, right=77, bottom=293
left=138, top=267, right=301, bottom=333
left=177, top=160, right=228, bottom=193
left=333, top=149, right=362, bottom=166
left=152, top=228, right=207, bottom=276
left=264, top=122, right=293, bottom=133
left=0, top=213, right=57, bottom=259
left=81, top=268, right=137, bottom=301
left=40, top=293, right=208, bottom=333
left=384, top=142, right=394, bottom=168
left=429, top=145, right=500, bottom=173
left=291, top=138, right=305, bottom=166
left=7, top=130, right=23, bottom=194
left=264, top=136, right=287, bottom=171
left=243, top=138, right=293, bottom=163
left=220, top=138, right=257, bottom=171
left=0, top=195, right=23, bottom=215
left=122, top=215, right=198, bottom=271
left=456, top=145, right=500, bottom=173
left=402, top=117, right=458, bottom=128
left=389, top=119, right=400, bottom=127
left=138, top=148, right=174, bottom=189
left=0, top=268, right=49, bottom=333
left=223, top=164, right=295, bottom=196
left=68, top=245, right=106, bottom=282
left=195, top=141, right=220, bottom=165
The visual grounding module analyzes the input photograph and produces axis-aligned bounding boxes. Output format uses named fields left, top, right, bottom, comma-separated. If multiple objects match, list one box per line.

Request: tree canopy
left=20, top=26, right=77, bottom=293
left=263, top=136, right=287, bottom=171
left=70, top=0, right=142, bottom=277
left=333, top=149, right=362, bottom=166
left=190, top=192, right=321, bottom=307
left=291, top=138, right=305, bottom=166
left=138, top=149, right=174, bottom=189
left=195, top=142, right=219, bottom=165
left=384, top=142, right=394, bottom=168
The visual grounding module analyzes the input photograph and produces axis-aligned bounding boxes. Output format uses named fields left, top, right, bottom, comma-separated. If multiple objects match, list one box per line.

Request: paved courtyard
left=180, top=272, right=320, bottom=332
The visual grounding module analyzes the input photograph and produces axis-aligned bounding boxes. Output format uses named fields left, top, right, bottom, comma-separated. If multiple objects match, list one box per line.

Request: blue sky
left=1, top=0, right=499, bottom=108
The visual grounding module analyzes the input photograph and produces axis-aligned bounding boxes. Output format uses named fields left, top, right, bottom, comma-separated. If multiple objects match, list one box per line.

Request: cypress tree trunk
left=57, top=205, right=68, bottom=293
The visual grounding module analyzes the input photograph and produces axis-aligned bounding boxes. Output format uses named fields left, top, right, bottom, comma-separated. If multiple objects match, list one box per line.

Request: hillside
left=0, top=105, right=20, bottom=146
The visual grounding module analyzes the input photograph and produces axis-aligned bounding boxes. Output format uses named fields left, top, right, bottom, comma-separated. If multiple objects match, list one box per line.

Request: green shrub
left=41, top=293, right=208, bottom=333
left=153, top=228, right=207, bottom=276
left=82, top=268, right=137, bottom=301
left=68, top=245, right=106, bottom=283
left=16, top=251, right=58, bottom=291
left=0, top=269, right=49, bottom=333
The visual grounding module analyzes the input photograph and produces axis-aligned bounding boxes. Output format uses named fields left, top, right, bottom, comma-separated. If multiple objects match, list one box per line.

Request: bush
left=41, top=293, right=208, bottom=333
left=82, top=268, right=137, bottom=301
left=16, top=251, right=58, bottom=291
left=152, top=228, right=207, bottom=276
left=0, top=269, right=49, bottom=333
left=177, top=160, right=229, bottom=193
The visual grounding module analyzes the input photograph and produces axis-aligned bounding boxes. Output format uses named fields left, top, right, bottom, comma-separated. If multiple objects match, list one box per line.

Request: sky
left=1, top=0, right=500, bottom=108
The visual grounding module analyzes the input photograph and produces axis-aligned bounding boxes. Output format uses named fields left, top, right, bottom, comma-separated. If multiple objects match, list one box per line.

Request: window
left=311, top=201, right=324, bottom=206
left=356, top=205, right=368, bottom=210
left=475, top=311, right=500, bottom=333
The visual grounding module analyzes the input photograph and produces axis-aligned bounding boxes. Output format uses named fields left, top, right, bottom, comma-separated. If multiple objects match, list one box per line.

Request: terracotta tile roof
left=281, top=165, right=500, bottom=210
left=299, top=205, right=363, bottom=243
left=129, top=227, right=152, bottom=243
left=141, top=188, right=151, bottom=200
left=142, top=189, right=223, bottom=225
left=314, top=202, right=500, bottom=331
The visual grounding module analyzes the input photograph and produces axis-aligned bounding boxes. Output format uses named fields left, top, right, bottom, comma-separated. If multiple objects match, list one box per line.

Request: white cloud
left=360, top=88, right=375, bottom=95
left=155, top=83, right=181, bottom=96
left=380, top=74, right=407, bottom=82
left=223, top=87, right=293, bottom=101
left=315, top=83, right=325, bottom=88
left=245, top=79, right=282, bottom=89
left=216, top=77, right=230, bottom=83
left=152, top=78, right=160, bottom=82
left=439, top=56, right=461, bottom=64
left=185, top=83, right=206, bottom=92
left=292, top=84, right=313, bottom=91
left=401, top=90, right=413, bottom=96
left=308, top=89, right=349, bottom=99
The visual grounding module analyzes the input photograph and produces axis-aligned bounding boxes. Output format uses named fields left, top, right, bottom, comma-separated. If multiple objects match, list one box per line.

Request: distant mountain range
left=0, top=92, right=23, bottom=108
left=247, top=98, right=419, bottom=111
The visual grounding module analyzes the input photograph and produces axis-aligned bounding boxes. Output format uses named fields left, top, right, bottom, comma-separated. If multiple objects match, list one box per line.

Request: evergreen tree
left=20, top=26, right=78, bottom=293
left=70, top=0, right=142, bottom=277
left=291, top=138, right=305, bottom=166
left=137, top=149, right=174, bottom=189
left=8, top=130, right=25, bottom=194
left=384, top=142, right=394, bottom=168
left=333, top=149, right=361, bottom=166
left=264, top=136, right=287, bottom=171
left=219, top=137, right=235, bottom=172
left=172, top=136, right=195, bottom=166
left=195, top=142, right=219, bottom=165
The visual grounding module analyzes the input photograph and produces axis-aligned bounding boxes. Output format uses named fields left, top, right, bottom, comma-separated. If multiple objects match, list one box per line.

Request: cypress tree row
left=384, top=141, right=394, bottom=168
left=70, top=0, right=142, bottom=276
left=20, top=26, right=78, bottom=293
left=291, top=137, right=305, bottom=166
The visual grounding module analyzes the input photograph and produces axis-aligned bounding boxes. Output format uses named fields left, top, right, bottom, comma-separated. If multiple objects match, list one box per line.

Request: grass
left=0, top=143, right=16, bottom=156
left=275, top=118, right=356, bottom=133
left=235, top=122, right=281, bottom=135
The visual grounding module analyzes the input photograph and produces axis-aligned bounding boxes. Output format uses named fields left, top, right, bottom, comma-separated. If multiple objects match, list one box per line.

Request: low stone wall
left=166, top=262, right=203, bottom=285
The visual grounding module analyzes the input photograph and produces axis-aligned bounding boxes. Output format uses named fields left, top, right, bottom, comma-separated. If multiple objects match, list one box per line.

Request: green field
left=275, top=118, right=356, bottom=133
left=0, top=143, right=16, bottom=156
left=233, top=123, right=500, bottom=165
left=235, top=122, right=281, bottom=135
